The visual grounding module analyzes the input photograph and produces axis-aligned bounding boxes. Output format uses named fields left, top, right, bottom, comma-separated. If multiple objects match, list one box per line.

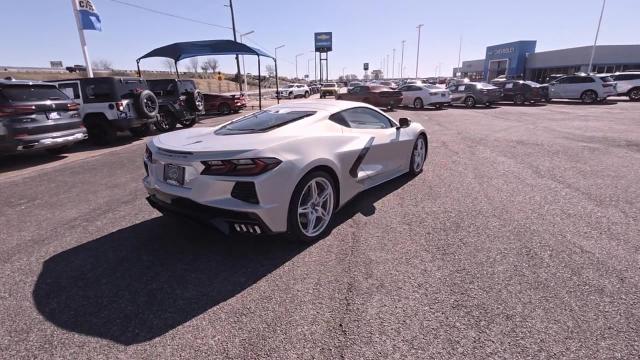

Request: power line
left=108, top=0, right=232, bottom=30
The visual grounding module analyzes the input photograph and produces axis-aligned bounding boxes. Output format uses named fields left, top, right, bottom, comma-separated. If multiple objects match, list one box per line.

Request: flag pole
left=71, top=0, right=94, bottom=77
left=588, top=0, right=606, bottom=74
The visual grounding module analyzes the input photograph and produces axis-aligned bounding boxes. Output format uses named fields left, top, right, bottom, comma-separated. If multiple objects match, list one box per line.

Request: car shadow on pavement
left=546, top=100, right=619, bottom=106
left=32, top=174, right=413, bottom=345
left=32, top=216, right=306, bottom=345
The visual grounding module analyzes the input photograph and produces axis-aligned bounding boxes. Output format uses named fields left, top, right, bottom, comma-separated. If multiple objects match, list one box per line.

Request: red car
left=336, top=85, right=403, bottom=110
left=203, top=93, right=247, bottom=115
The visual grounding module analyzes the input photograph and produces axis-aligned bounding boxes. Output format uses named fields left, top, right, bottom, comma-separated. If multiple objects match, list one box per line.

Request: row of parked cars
left=315, top=71, right=640, bottom=110
left=0, top=76, right=247, bottom=157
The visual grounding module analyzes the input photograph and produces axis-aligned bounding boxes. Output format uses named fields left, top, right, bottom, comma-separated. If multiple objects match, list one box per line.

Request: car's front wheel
left=287, top=171, right=336, bottom=243
left=464, top=96, right=476, bottom=108
left=628, top=88, right=640, bottom=101
left=409, top=134, right=428, bottom=176
left=581, top=90, right=598, bottom=104
left=413, top=97, right=424, bottom=109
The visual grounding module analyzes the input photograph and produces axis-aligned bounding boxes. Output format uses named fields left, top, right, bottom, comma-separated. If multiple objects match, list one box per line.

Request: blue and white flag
left=76, top=0, right=102, bottom=31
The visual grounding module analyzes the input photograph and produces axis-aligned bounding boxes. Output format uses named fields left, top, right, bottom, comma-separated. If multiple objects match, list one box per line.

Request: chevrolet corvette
left=143, top=100, right=428, bottom=242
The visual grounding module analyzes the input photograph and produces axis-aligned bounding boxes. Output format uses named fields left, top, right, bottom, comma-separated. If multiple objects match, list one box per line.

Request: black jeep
left=147, top=79, right=204, bottom=132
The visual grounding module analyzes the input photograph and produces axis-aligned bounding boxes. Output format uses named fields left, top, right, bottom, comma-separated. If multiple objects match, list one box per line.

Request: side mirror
left=398, top=118, right=411, bottom=129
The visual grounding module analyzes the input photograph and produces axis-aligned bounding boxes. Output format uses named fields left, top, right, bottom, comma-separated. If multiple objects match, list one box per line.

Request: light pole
left=400, top=40, right=405, bottom=81
left=588, top=0, right=607, bottom=73
left=309, top=50, right=317, bottom=81
left=295, top=53, right=304, bottom=80
left=342, top=66, right=346, bottom=78
left=224, top=0, right=243, bottom=91
left=274, top=45, right=284, bottom=97
left=415, top=24, right=424, bottom=79
left=307, top=58, right=312, bottom=80
left=392, top=48, right=396, bottom=78
left=457, top=35, right=463, bottom=78
left=386, top=54, right=389, bottom=79
left=239, top=30, right=254, bottom=93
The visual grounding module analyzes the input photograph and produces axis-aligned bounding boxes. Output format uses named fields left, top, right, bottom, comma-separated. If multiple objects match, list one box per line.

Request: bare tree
left=164, top=59, right=175, bottom=75
left=205, top=58, right=219, bottom=74
left=200, top=63, right=210, bottom=78
left=188, top=57, right=200, bottom=78
left=91, top=59, right=113, bottom=70
left=265, top=64, right=275, bottom=77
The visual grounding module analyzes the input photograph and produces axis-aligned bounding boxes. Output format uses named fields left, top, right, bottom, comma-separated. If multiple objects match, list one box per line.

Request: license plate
left=47, top=111, right=61, bottom=120
left=163, top=163, right=185, bottom=186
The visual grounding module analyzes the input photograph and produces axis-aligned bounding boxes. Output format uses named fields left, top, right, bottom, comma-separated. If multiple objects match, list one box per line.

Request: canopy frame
left=136, top=40, right=279, bottom=109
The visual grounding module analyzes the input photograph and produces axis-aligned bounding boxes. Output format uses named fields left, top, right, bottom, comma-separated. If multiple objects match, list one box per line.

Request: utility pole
left=400, top=40, right=405, bottom=81
left=240, top=30, right=254, bottom=93
left=457, top=35, right=463, bottom=78
left=307, top=58, right=312, bottom=79
left=588, top=0, right=607, bottom=73
left=386, top=54, right=389, bottom=79
left=415, top=24, right=424, bottom=79
left=274, top=45, right=285, bottom=99
left=227, top=0, right=243, bottom=91
left=392, top=48, right=396, bottom=78
left=342, top=67, right=346, bottom=78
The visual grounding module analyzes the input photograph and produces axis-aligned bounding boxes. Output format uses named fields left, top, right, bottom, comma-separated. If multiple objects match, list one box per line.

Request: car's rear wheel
left=628, top=88, right=640, bottom=101
left=581, top=90, right=597, bottom=104
left=218, top=102, right=232, bottom=115
left=287, top=171, right=336, bottom=243
left=464, top=96, right=476, bottom=108
left=154, top=112, right=177, bottom=132
left=179, top=114, right=198, bottom=128
left=304, top=91, right=310, bottom=98
left=288, top=92, right=294, bottom=99
left=434, top=104, right=444, bottom=110
left=409, top=134, right=428, bottom=176
left=413, top=97, right=424, bottom=109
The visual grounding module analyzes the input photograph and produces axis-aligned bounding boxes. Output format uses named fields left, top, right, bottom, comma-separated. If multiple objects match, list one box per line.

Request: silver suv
left=546, top=75, right=617, bottom=103
left=610, top=72, right=640, bottom=101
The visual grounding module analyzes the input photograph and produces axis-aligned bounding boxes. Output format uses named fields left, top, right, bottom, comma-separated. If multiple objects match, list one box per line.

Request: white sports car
left=143, top=100, right=428, bottom=242
left=398, top=84, right=451, bottom=109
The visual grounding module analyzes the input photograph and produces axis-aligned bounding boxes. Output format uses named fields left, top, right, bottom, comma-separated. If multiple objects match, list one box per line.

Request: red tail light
left=115, top=101, right=125, bottom=112
left=602, top=83, right=614, bottom=88
left=0, top=105, right=36, bottom=118
left=201, top=158, right=281, bottom=176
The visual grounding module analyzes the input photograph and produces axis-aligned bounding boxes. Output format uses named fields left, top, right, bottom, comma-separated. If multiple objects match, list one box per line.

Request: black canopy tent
left=137, top=40, right=279, bottom=109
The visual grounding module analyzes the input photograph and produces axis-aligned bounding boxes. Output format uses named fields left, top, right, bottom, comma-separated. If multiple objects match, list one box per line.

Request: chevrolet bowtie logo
left=317, top=34, right=330, bottom=40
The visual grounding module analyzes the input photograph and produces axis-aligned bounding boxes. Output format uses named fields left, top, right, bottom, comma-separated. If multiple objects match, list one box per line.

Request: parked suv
left=447, top=82, right=502, bottom=108
left=492, top=80, right=544, bottom=104
left=278, top=84, right=310, bottom=99
left=320, top=83, right=339, bottom=98
left=545, top=75, right=616, bottom=103
left=610, top=72, right=640, bottom=101
left=50, top=77, right=159, bottom=144
left=0, top=79, right=87, bottom=155
left=147, top=79, right=204, bottom=132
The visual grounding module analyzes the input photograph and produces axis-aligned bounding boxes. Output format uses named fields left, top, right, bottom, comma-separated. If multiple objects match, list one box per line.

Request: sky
left=2, top=0, right=639, bottom=79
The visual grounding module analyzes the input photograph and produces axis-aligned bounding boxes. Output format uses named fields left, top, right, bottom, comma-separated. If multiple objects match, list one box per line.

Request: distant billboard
left=363, top=62, right=369, bottom=71
left=314, top=32, right=332, bottom=52
left=50, top=61, right=64, bottom=69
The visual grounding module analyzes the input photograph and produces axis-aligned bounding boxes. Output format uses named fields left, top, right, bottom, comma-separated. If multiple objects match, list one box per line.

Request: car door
left=339, top=107, right=410, bottom=185
left=500, top=82, right=513, bottom=101
left=340, top=86, right=358, bottom=101
left=398, top=85, right=413, bottom=106
left=554, top=76, right=579, bottom=98
left=448, top=84, right=466, bottom=103
left=56, top=81, right=84, bottom=116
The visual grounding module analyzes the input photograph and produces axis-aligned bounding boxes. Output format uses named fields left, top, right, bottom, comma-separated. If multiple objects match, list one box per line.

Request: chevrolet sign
left=314, top=32, right=332, bottom=52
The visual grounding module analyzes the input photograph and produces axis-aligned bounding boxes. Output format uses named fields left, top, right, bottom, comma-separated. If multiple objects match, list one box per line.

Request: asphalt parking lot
left=1, top=98, right=639, bottom=359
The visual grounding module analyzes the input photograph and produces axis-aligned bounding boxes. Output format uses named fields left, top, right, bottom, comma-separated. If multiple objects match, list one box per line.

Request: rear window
left=0, top=85, right=69, bottom=102
left=599, top=76, right=614, bottom=83
left=148, top=80, right=177, bottom=95
left=215, top=109, right=316, bottom=134
left=322, top=83, right=337, bottom=88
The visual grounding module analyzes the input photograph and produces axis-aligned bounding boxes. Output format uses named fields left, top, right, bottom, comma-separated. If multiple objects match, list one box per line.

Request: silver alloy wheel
left=414, top=97, right=423, bottom=109
left=297, top=177, right=334, bottom=237
left=413, top=137, right=426, bottom=172
left=582, top=91, right=597, bottom=103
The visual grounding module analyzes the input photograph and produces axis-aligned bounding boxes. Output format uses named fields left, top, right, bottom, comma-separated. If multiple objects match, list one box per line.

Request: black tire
left=135, top=90, right=159, bottom=119
left=218, top=102, right=232, bottom=115
left=304, top=91, right=310, bottom=98
left=464, top=96, right=476, bottom=108
left=485, top=102, right=493, bottom=108
left=154, top=112, right=177, bottom=132
left=413, top=97, right=424, bottom=109
left=129, top=123, right=151, bottom=138
left=179, top=114, right=198, bottom=128
left=580, top=90, right=598, bottom=104
left=186, top=90, right=205, bottom=112
left=45, top=145, right=71, bottom=155
left=86, top=119, right=116, bottom=145
left=628, top=88, right=640, bottom=101
left=514, top=94, right=525, bottom=105
left=434, top=104, right=443, bottom=110
left=288, top=92, right=294, bottom=99
left=286, top=171, right=337, bottom=243
left=409, top=134, right=428, bottom=176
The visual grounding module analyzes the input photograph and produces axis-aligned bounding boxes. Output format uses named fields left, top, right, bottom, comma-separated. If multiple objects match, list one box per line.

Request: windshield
left=215, top=109, right=316, bottom=134
left=477, top=83, right=497, bottom=89
left=322, top=83, right=337, bottom=88
left=284, top=85, right=296, bottom=88
left=1, top=85, right=69, bottom=102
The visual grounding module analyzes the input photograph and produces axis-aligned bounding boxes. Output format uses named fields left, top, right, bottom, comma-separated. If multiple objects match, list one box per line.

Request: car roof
left=0, top=78, right=55, bottom=86
left=266, top=99, right=379, bottom=113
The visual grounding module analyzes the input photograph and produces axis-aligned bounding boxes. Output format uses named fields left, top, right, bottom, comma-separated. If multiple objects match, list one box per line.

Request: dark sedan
left=336, top=85, right=403, bottom=110
left=492, top=80, right=545, bottom=104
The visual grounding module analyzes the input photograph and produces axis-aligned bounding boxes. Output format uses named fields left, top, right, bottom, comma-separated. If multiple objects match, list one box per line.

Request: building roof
left=527, top=45, right=640, bottom=68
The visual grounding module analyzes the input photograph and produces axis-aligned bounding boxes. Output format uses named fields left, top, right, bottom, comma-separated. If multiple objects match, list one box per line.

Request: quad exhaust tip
left=233, top=223, right=262, bottom=235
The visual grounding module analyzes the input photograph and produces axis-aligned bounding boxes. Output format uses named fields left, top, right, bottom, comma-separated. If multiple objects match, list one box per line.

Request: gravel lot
left=1, top=97, right=639, bottom=359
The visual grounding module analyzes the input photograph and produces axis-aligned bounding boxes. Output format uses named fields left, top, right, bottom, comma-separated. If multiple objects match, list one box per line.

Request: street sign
left=314, top=32, right=332, bottom=52
left=50, top=61, right=64, bottom=69
left=363, top=62, right=369, bottom=71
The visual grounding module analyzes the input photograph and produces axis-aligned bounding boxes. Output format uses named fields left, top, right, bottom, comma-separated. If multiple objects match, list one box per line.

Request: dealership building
left=452, top=40, right=640, bottom=83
